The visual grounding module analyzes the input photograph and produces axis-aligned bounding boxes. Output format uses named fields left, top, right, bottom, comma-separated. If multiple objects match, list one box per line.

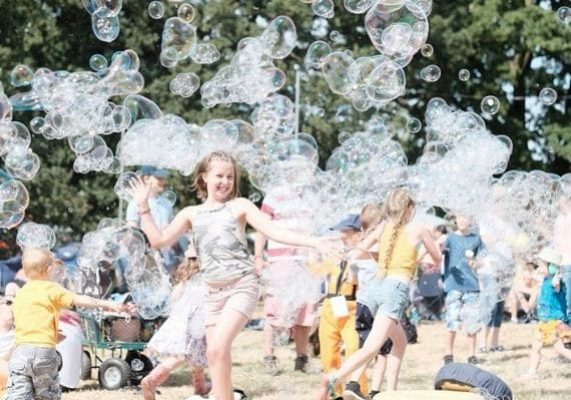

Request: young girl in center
left=141, top=241, right=209, bottom=400
left=130, top=151, right=335, bottom=400
left=317, top=188, right=442, bottom=399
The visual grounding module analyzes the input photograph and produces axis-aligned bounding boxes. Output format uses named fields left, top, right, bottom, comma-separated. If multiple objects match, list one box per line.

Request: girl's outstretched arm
left=129, top=176, right=192, bottom=248
left=236, top=198, right=339, bottom=258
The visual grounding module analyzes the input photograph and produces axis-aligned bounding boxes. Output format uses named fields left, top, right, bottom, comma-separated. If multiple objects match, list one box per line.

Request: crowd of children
left=0, top=150, right=569, bottom=400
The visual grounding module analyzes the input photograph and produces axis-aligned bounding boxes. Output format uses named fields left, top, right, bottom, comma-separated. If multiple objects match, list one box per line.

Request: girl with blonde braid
left=317, top=188, right=442, bottom=400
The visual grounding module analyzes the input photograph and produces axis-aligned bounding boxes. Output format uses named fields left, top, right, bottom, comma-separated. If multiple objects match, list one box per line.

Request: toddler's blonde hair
left=22, top=248, right=54, bottom=277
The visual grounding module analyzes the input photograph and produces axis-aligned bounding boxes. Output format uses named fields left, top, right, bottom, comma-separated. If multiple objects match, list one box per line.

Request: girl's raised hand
left=128, top=176, right=151, bottom=206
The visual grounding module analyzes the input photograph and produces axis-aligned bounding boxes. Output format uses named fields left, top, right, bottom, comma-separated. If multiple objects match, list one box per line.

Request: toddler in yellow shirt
left=4, top=248, right=130, bottom=400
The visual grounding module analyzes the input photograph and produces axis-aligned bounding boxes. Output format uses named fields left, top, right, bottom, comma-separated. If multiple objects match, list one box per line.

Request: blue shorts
left=364, top=277, right=409, bottom=321
left=444, top=291, right=482, bottom=335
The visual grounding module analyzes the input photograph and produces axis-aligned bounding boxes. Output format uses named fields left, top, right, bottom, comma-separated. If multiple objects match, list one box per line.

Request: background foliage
left=0, top=0, right=570, bottom=239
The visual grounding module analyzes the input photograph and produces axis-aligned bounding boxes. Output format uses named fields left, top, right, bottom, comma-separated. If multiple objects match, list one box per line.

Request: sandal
left=490, top=345, right=505, bottom=352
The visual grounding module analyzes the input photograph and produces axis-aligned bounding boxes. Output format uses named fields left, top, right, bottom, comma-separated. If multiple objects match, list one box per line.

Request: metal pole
left=118, top=129, right=125, bottom=220
left=294, top=70, right=301, bottom=136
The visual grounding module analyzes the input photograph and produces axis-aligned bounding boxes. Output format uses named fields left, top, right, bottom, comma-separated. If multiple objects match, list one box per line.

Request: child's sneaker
left=370, top=390, right=380, bottom=399
left=316, top=374, right=336, bottom=400
left=443, top=354, right=454, bottom=364
left=342, top=381, right=367, bottom=400
left=262, top=355, right=280, bottom=376
left=467, top=356, right=482, bottom=365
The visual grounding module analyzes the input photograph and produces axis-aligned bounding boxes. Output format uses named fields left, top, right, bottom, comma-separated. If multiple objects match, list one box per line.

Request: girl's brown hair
left=174, top=257, right=200, bottom=283
left=192, top=151, right=241, bottom=201
left=381, top=188, right=415, bottom=269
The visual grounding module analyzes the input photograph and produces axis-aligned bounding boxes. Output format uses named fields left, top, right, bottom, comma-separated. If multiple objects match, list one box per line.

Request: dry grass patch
left=64, top=322, right=570, bottom=400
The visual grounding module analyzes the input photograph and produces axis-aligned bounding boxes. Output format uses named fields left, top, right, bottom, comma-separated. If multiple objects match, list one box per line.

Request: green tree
left=0, top=0, right=569, bottom=238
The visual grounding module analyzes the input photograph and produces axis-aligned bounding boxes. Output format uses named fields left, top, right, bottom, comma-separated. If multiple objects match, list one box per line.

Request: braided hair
left=380, top=188, right=415, bottom=270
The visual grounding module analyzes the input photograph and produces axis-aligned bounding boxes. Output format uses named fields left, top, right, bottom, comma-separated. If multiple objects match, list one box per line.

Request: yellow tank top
left=378, top=222, right=418, bottom=280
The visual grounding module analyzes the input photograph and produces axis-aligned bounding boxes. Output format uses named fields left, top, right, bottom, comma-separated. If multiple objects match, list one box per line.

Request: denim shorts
left=363, top=277, right=409, bottom=321
left=445, top=290, right=482, bottom=335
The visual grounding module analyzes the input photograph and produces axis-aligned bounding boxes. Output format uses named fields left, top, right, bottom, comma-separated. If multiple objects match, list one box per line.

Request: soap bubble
left=539, top=87, right=557, bottom=106
left=365, top=59, right=406, bottom=102
left=10, top=65, right=34, bottom=87
left=343, top=0, right=376, bottom=14
left=89, top=54, right=108, bottom=71
left=17, top=222, right=56, bottom=250
left=407, top=117, right=422, bottom=133
left=114, top=171, right=138, bottom=201
left=420, top=43, right=433, bottom=57
left=304, top=41, right=332, bottom=69
left=260, top=16, right=297, bottom=60
left=420, top=65, right=441, bottom=82
left=556, top=6, right=571, bottom=25
left=169, top=73, right=200, bottom=97
left=365, top=0, right=429, bottom=66
left=480, top=95, right=500, bottom=115
left=0, top=178, right=29, bottom=229
left=312, top=0, right=335, bottom=18
left=95, top=0, right=122, bottom=18
left=161, top=189, right=176, bottom=206
left=321, top=51, right=356, bottom=95
left=29, top=117, right=45, bottom=134
left=248, top=192, right=262, bottom=202
left=458, top=68, right=470, bottom=81
left=161, top=17, right=197, bottom=61
left=160, top=47, right=179, bottom=68
left=177, top=3, right=195, bottom=22
left=148, top=1, right=165, bottom=19
left=91, top=10, right=120, bottom=43
left=190, top=43, right=220, bottom=64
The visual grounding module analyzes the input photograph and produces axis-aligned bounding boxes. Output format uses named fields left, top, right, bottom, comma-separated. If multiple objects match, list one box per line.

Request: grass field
left=64, top=321, right=570, bottom=400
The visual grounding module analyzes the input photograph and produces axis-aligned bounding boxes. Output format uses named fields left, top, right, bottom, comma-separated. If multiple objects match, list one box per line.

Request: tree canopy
left=0, top=0, right=570, bottom=238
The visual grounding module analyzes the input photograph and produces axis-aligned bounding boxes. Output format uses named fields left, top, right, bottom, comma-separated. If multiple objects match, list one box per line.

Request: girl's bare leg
left=385, top=323, right=407, bottom=391
left=207, top=309, right=249, bottom=400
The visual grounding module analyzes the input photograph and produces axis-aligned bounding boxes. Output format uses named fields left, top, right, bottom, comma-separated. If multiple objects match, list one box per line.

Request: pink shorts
left=263, top=294, right=318, bottom=328
left=204, top=273, right=259, bottom=327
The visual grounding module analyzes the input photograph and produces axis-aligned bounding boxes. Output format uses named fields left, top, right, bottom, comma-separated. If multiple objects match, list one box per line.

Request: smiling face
left=203, top=160, right=236, bottom=202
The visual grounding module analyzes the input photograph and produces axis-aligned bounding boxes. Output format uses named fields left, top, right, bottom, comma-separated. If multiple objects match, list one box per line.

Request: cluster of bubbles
left=82, top=0, right=123, bottom=42
left=318, top=0, right=432, bottom=110
left=320, top=52, right=406, bottom=111
left=76, top=219, right=172, bottom=319
left=0, top=84, right=32, bottom=229
left=16, top=222, right=56, bottom=250
left=0, top=86, right=41, bottom=182
left=160, top=14, right=220, bottom=68
left=200, top=16, right=296, bottom=107
left=9, top=50, right=145, bottom=174
left=169, top=72, right=200, bottom=97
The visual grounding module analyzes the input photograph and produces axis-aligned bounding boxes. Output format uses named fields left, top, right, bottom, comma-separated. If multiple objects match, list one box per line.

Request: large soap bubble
left=161, top=17, right=197, bottom=62
left=17, top=222, right=56, bottom=250
left=260, top=16, right=297, bottom=59
left=365, top=0, right=429, bottom=66
left=0, top=177, right=30, bottom=229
